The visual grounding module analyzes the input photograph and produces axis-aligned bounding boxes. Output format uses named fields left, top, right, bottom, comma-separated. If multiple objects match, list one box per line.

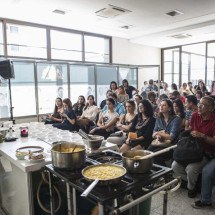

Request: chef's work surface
left=151, top=187, right=215, bottom=215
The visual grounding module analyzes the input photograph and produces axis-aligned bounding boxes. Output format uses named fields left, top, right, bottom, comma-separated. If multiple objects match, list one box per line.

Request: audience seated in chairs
left=119, top=99, right=155, bottom=153
left=53, top=98, right=77, bottom=131
left=90, top=98, right=119, bottom=139
left=72, top=95, right=86, bottom=118
left=44, top=97, right=64, bottom=124
left=107, top=100, right=136, bottom=146
left=77, top=95, right=98, bottom=133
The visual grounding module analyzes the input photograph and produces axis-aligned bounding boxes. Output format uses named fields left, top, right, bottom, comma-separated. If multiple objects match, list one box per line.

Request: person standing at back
left=122, top=79, right=139, bottom=99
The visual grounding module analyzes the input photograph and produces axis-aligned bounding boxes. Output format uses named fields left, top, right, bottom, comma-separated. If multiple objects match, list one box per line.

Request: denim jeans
left=201, top=158, right=215, bottom=203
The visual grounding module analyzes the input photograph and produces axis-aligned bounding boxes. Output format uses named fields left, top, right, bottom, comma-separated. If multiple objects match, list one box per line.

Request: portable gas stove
left=45, top=150, right=180, bottom=215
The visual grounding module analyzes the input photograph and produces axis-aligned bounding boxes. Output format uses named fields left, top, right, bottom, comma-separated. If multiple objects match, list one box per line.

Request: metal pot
left=51, top=142, right=86, bottom=170
left=122, top=150, right=153, bottom=173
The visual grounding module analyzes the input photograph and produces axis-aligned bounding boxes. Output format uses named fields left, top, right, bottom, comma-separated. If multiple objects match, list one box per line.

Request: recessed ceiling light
left=166, top=10, right=184, bottom=17
left=53, top=9, right=66, bottom=15
left=121, top=25, right=133, bottom=29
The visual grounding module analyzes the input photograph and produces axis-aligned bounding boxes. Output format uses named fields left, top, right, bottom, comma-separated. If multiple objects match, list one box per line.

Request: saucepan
left=122, top=145, right=177, bottom=173
left=81, top=163, right=126, bottom=197
left=51, top=142, right=86, bottom=170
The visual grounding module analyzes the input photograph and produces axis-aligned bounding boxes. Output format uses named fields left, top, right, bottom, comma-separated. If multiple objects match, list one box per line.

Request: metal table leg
left=162, top=192, right=168, bottom=215
left=98, top=202, right=104, bottom=215
left=72, top=188, right=77, bottom=215
left=48, top=171, right=55, bottom=215
left=66, top=183, right=72, bottom=215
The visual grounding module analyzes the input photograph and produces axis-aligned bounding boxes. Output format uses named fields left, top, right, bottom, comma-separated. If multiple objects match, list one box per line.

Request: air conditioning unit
left=95, top=4, right=131, bottom=18
left=170, top=33, right=192, bottom=39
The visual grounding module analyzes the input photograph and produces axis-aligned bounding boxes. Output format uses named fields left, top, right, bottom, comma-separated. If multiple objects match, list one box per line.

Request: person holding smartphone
left=53, top=98, right=77, bottom=131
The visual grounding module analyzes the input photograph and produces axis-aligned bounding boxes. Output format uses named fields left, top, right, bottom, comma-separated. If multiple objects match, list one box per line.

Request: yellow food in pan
left=84, top=165, right=125, bottom=180
left=59, top=147, right=83, bottom=153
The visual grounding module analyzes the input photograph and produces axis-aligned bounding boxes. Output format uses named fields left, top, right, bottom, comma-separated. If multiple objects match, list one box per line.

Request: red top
left=191, top=112, right=215, bottom=153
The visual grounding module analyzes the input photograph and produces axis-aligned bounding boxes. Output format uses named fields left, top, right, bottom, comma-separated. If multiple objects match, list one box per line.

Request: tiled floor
left=151, top=187, right=215, bottom=215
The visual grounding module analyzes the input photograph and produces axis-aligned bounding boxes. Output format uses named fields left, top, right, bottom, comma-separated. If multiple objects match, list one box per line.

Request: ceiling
left=1, top=0, right=215, bottom=48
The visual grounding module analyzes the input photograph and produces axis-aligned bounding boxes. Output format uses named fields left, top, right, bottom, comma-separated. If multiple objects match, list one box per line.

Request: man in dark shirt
left=172, top=96, right=215, bottom=199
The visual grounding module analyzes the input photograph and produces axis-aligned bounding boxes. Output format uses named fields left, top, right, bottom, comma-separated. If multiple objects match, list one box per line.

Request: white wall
left=112, top=37, right=161, bottom=65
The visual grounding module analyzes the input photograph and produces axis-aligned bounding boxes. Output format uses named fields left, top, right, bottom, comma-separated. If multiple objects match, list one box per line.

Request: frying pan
left=81, top=163, right=126, bottom=197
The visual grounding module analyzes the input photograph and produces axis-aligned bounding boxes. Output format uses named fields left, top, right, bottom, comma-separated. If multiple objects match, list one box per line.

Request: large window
left=84, top=35, right=110, bottom=63
left=37, top=63, right=68, bottom=114
left=11, top=62, right=36, bottom=117
left=0, top=22, right=3, bottom=55
left=207, top=42, right=215, bottom=88
left=182, top=43, right=206, bottom=86
left=51, top=30, right=82, bottom=61
left=6, top=24, right=47, bottom=58
left=69, top=65, right=95, bottom=104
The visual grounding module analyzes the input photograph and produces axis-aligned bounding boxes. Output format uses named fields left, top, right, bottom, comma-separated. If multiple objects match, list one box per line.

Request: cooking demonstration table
left=0, top=129, right=118, bottom=215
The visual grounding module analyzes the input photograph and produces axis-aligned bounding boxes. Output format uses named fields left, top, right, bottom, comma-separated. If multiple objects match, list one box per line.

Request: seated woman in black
left=119, top=99, right=156, bottom=153
left=44, top=98, right=64, bottom=124
left=72, top=95, right=86, bottom=118
left=53, top=98, right=76, bottom=131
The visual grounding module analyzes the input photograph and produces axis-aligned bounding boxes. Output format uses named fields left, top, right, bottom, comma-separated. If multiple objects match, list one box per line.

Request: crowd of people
left=44, top=78, right=215, bottom=209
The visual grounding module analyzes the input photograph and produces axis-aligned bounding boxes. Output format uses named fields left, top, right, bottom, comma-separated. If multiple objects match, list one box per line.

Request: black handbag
left=173, top=131, right=204, bottom=166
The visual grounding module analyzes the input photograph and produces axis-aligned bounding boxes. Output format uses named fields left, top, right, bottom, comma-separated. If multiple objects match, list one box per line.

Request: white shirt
left=101, top=110, right=119, bottom=132
left=81, top=105, right=98, bottom=122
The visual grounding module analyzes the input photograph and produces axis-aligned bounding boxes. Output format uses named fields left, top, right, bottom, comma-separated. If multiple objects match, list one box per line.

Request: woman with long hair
left=107, top=100, right=136, bottom=146
left=44, top=98, right=64, bottom=124
left=110, top=81, right=118, bottom=94
left=119, top=99, right=156, bottom=153
left=53, top=98, right=77, bottom=131
left=77, top=95, right=98, bottom=133
left=173, top=98, right=185, bottom=130
left=117, top=85, right=129, bottom=103
left=197, top=81, right=208, bottom=95
left=72, top=95, right=86, bottom=118
left=147, top=99, right=182, bottom=166
left=210, top=81, right=215, bottom=96
left=90, top=98, right=119, bottom=139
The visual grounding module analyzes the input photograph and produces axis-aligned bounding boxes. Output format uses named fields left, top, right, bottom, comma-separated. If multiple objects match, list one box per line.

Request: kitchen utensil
left=82, top=135, right=104, bottom=150
left=71, top=144, right=77, bottom=153
left=122, top=145, right=177, bottom=173
left=51, top=142, right=86, bottom=169
left=81, top=163, right=126, bottom=197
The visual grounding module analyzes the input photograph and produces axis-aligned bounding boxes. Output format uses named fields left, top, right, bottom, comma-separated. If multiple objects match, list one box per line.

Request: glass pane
left=6, top=24, right=47, bottom=58
left=0, top=78, right=9, bottom=118
left=51, top=30, right=82, bottom=61
left=207, top=43, right=215, bottom=87
left=138, top=67, right=159, bottom=92
left=96, top=66, right=117, bottom=105
left=182, top=43, right=206, bottom=85
left=11, top=62, right=36, bottom=117
left=181, top=53, right=189, bottom=84
left=85, top=35, right=110, bottom=63
left=0, top=22, right=3, bottom=55
left=70, top=65, right=95, bottom=105
left=163, top=48, right=180, bottom=86
left=119, top=68, right=137, bottom=87
left=37, top=63, right=68, bottom=114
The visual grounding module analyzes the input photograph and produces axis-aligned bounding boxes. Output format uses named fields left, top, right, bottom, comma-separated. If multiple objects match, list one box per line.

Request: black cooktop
left=46, top=150, right=172, bottom=204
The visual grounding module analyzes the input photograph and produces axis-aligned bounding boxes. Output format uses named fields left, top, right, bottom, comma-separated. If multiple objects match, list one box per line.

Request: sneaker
left=188, top=188, right=197, bottom=198
left=191, top=200, right=212, bottom=209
